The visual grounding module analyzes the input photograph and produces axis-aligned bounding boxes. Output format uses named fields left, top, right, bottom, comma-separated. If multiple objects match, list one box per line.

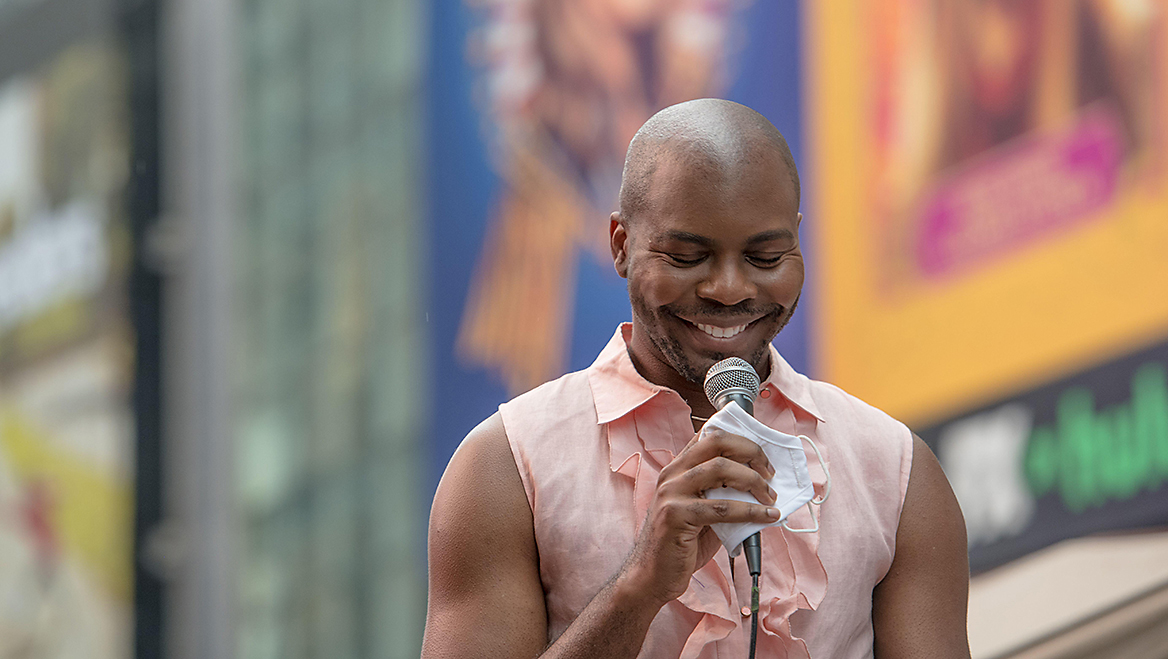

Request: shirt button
left=759, top=389, right=771, bottom=399
left=741, top=606, right=752, bottom=617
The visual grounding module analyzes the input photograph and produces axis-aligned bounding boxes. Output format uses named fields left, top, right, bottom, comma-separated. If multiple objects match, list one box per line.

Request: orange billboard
left=806, top=0, right=1168, bottom=427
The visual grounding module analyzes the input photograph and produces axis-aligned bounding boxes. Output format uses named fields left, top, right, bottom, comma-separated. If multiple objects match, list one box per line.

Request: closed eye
left=747, top=253, right=785, bottom=267
left=667, top=253, right=707, bottom=266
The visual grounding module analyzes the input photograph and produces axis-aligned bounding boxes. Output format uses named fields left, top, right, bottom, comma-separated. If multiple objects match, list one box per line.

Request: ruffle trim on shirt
left=606, top=406, right=831, bottom=659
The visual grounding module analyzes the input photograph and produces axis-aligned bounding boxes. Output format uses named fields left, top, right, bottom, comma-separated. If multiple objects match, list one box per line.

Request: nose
left=695, top=257, right=757, bottom=307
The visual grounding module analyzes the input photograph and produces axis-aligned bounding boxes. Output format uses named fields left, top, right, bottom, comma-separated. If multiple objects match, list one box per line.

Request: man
left=424, top=99, right=970, bottom=658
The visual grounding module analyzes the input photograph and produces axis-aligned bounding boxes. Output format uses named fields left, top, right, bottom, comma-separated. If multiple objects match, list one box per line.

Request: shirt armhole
left=890, top=424, right=915, bottom=561
left=499, top=402, right=538, bottom=516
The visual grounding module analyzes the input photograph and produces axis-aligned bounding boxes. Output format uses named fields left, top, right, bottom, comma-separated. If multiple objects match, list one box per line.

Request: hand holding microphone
left=615, top=368, right=780, bottom=610
left=702, top=358, right=831, bottom=551
left=703, top=358, right=766, bottom=577
left=615, top=356, right=828, bottom=642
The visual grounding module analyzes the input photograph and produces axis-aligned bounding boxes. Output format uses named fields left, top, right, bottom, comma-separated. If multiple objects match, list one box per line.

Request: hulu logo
left=1026, top=363, right=1168, bottom=512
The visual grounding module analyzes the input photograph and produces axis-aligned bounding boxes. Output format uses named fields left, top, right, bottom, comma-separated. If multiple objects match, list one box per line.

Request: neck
left=677, top=379, right=718, bottom=419
left=624, top=345, right=715, bottom=416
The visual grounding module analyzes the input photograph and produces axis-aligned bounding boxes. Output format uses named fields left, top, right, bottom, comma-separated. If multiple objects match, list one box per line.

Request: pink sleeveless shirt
left=499, top=325, right=913, bottom=658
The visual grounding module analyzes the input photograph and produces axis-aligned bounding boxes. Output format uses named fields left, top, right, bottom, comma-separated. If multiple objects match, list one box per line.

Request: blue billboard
left=426, top=0, right=811, bottom=489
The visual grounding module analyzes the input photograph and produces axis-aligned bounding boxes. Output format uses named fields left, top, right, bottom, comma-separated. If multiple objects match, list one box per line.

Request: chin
left=676, top=332, right=776, bottom=385
left=632, top=292, right=797, bottom=385
left=704, top=317, right=789, bottom=379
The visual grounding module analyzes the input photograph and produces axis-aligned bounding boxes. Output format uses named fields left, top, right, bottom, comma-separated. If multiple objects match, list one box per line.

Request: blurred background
left=0, top=0, right=1166, bottom=657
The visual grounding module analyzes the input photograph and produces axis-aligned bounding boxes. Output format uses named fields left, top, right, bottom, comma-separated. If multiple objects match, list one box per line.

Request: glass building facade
left=233, top=0, right=425, bottom=655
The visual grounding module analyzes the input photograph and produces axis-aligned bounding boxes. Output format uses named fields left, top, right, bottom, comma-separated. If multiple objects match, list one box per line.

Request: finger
left=671, top=456, right=776, bottom=505
left=672, top=427, right=774, bottom=480
left=680, top=499, right=782, bottom=528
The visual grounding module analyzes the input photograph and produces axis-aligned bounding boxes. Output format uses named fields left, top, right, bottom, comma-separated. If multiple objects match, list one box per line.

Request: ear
left=610, top=212, right=630, bottom=279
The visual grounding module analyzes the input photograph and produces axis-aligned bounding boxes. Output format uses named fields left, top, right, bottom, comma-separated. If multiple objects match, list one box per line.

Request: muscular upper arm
left=872, top=434, right=971, bottom=659
left=423, top=413, right=548, bottom=659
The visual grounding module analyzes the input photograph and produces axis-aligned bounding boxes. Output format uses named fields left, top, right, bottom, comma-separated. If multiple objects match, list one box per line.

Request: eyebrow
left=745, top=229, right=796, bottom=245
left=659, top=228, right=796, bottom=246
left=661, top=230, right=715, bottom=247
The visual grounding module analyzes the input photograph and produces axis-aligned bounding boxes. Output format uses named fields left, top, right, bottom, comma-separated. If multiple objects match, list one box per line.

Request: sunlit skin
left=611, top=147, right=803, bottom=419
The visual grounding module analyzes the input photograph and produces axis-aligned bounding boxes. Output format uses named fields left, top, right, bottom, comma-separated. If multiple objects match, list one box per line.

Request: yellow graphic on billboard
left=1, top=408, right=132, bottom=599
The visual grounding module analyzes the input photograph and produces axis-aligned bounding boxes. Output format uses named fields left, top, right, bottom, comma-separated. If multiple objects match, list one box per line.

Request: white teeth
left=695, top=323, right=747, bottom=339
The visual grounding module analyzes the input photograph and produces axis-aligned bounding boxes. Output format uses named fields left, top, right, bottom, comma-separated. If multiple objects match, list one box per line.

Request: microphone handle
left=718, top=392, right=754, bottom=416
left=713, top=392, right=762, bottom=574
left=743, top=532, right=762, bottom=576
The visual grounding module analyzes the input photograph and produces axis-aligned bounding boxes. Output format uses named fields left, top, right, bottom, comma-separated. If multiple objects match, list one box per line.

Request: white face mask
left=701, top=402, right=832, bottom=554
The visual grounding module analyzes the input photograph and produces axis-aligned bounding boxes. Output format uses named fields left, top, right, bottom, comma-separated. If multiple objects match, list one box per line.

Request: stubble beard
left=629, top=289, right=799, bottom=387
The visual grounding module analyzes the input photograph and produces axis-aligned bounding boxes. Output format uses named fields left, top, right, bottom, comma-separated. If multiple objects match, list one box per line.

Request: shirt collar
left=587, top=324, right=669, bottom=425
left=761, top=344, right=824, bottom=422
left=587, top=323, right=823, bottom=424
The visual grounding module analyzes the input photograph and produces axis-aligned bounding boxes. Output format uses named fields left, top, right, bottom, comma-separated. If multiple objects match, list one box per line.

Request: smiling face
left=611, top=143, right=804, bottom=405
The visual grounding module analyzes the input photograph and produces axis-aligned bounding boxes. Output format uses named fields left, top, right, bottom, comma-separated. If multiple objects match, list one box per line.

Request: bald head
left=618, top=99, right=800, bottom=223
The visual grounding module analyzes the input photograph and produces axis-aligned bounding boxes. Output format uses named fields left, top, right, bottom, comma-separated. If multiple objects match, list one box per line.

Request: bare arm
left=423, top=413, right=547, bottom=658
left=872, top=435, right=971, bottom=658
left=423, top=415, right=781, bottom=658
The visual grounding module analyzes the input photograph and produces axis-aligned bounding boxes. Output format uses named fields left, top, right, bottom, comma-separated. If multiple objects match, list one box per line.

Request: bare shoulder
left=431, top=413, right=532, bottom=536
left=423, top=412, right=547, bottom=658
left=872, top=435, right=970, bottom=658
left=898, top=436, right=965, bottom=528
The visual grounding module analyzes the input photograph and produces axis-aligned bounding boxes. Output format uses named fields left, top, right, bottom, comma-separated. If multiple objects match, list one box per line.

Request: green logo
left=1025, top=363, right=1168, bottom=512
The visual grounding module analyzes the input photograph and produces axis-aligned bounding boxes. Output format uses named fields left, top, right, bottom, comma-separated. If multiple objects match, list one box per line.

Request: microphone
left=703, top=357, right=763, bottom=578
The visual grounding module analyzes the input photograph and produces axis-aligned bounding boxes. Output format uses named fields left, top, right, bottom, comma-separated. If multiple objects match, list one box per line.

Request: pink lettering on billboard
left=916, top=105, right=1124, bottom=278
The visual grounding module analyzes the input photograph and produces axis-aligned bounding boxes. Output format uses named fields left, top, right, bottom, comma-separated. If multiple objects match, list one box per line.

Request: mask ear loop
left=781, top=435, right=831, bottom=534
left=802, top=434, right=831, bottom=505
left=781, top=501, right=820, bottom=533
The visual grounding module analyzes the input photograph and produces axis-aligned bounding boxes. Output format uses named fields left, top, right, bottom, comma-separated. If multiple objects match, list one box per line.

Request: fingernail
left=767, top=486, right=776, bottom=502
left=767, top=507, right=781, bottom=519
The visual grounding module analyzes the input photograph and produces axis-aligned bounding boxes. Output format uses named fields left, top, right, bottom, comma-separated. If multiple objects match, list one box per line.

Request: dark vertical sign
left=121, top=0, right=165, bottom=655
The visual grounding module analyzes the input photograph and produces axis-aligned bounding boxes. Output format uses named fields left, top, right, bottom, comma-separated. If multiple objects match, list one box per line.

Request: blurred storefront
left=4, top=0, right=427, bottom=656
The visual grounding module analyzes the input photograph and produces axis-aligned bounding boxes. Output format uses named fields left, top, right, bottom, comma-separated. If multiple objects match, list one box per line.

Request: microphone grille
left=703, top=357, right=761, bottom=407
